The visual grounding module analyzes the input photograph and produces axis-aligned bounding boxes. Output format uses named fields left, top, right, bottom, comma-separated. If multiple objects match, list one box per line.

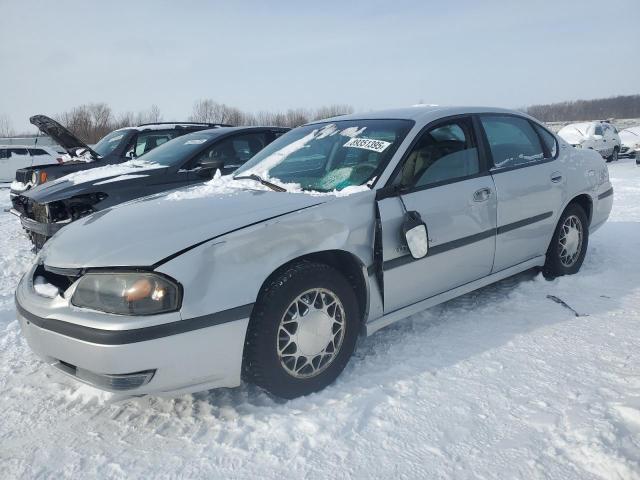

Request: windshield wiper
left=234, top=174, right=287, bottom=192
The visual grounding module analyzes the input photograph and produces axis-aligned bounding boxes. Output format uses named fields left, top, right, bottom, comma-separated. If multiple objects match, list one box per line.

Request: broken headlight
left=71, top=272, right=181, bottom=315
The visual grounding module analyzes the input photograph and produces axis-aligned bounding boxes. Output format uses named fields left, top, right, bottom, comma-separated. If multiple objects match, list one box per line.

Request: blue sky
left=1, top=0, right=638, bottom=131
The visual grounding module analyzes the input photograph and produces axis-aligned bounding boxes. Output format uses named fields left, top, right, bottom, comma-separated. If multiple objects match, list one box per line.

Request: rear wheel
left=243, top=261, right=360, bottom=399
left=607, top=147, right=619, bottom=163
left=543, top=203, right=589, bottom=279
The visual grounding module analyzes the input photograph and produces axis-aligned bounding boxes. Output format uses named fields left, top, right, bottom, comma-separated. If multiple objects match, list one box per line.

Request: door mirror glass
left=195, top=157, right=223, bottom=177
left=402, top=210, right=429, bottom=259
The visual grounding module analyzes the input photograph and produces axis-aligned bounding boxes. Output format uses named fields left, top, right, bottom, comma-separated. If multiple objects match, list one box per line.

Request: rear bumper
left=15, top=272, right=250, bottom=396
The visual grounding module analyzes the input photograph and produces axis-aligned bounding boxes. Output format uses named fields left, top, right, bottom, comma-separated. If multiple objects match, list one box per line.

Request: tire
left=543, top=203, right=589, bottom=279
left=243, top=261, right=360, bottom=399
left=607, top=147, right=619, bottom=163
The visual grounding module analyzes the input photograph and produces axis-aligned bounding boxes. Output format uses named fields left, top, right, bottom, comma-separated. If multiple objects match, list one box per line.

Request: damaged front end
left=21, top=193, right=108, bottom=250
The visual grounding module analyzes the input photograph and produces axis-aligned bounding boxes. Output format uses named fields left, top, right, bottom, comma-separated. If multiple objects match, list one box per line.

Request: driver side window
left=397, top=117, right=479, bottom=189
left=190, top=132, right=268, bottom=172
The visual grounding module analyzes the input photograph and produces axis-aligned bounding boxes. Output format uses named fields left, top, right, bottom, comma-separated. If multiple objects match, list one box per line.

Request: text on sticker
left=343, top=137, right=391, bottom=153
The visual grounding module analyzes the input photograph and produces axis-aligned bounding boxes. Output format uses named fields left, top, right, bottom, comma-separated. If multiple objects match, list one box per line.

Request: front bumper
left=20, top=215, right=67, bottom=237
left=15, top=268, right=251, bottom=396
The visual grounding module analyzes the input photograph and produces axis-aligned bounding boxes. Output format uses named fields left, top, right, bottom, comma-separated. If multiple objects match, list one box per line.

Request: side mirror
left=196, top=158, right=224, bottom=177
left=593, top=134, right=603, bottom=140
left=402, top=210, right=429, bottom=259
left=126, top=151, right=137, bottom=159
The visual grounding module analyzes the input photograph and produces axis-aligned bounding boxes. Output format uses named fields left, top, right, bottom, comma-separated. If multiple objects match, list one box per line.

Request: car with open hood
left=15, top=106, right=613, bottom=399
left=10, top=115, right=227, bottom=199
left=11, top=126, right=288, bottom=249
left=557, top=121, right=621, bottom=162
left=618, top=126, right=640, bottom=161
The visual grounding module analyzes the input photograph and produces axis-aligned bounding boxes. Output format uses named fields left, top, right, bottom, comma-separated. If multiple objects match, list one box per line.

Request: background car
left=618, top=126, right=640, bottom=160
left=12, top=126, right=288, bottom=249
left=557, top=121, right=621, bottom=162
left=15, top=106, right=613, bottom=399
left=10, top=115, right=228, bottom=196
left=0, top=145, right=61, bottom=182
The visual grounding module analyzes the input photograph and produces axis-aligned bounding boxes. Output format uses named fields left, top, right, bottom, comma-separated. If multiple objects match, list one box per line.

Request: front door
left=378, top=116, right=497, bottom=313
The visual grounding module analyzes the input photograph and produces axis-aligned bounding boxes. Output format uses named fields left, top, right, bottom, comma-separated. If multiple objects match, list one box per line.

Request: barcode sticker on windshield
left=184, top=139, right=207, bottom=145
left=343, top=137, right=391, bottom=153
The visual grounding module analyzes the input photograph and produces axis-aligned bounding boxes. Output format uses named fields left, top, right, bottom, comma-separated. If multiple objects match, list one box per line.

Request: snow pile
left=57, top=148, right=96, bottom=164
left=33, top=276, right=59, bottom=298
left=10, top=180, right=29, bottom=192
left=164, top=169, right=370, bottom=201
left=0, top=160, right=639, bottom=478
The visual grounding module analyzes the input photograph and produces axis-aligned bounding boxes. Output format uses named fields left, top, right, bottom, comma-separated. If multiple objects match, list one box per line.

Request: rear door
left=592, top=123, right=607, bottom=156
left=377, top=115, right=497, bottom=312
left=479, top=115, right=563, bottom=272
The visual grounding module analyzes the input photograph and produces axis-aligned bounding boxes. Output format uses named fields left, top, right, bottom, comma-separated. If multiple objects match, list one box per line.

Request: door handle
left=473, top=187, right=491, bottom=202
left=551, top=172, right=563, bottom=183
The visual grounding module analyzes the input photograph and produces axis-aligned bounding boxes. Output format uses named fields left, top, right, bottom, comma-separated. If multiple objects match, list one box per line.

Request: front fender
left=156, top=191, right=378, bottom=323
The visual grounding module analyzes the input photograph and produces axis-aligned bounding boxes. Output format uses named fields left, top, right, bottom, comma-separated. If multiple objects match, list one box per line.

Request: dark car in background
left=10, top=115, right=228, bottom=201
left=12, top=126, right=288, bottom=249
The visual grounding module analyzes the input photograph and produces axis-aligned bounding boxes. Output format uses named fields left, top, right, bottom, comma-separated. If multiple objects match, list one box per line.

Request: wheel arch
left=256, top=249, right=370, bottom=330
left=566, top=193, right=593, bottom=226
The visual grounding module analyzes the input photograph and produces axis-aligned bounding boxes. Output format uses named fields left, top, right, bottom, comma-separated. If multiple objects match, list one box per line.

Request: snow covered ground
left=1, top=160, right=639, bottom=479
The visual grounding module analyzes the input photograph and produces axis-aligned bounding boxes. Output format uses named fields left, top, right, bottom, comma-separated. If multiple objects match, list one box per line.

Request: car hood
left=40, top=187, right=328, bottom=268
left=30, top=114, right=100, bottom=159
left=620, top=130, right=639, bottom=147
left=24, top=161, right=167, bottom=203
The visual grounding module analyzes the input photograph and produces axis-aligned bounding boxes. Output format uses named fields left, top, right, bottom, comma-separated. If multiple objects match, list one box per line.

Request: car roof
left=176, top=126, right=289, bottom=138
left=559, top=122, right=593, bottom=130
left=309, top=105, right=535, bottom=126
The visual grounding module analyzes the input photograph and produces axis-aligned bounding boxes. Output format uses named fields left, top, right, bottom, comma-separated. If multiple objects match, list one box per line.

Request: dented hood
left=30, top=114, right=100, bottom=159
left=40, top=188, right=326, bottom=268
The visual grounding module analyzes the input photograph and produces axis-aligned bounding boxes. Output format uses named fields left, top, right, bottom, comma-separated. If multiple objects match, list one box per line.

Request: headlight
left=31, top=171, right=38, bottom=185
left=71, top=272, right=181, bottom=315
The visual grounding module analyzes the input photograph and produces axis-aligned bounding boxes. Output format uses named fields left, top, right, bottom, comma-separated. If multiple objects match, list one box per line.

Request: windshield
left=135, top=131, right=216, bottom=166
left=234, top=119, right=413, bottom=192
left=93, top=129, right=132, bottom=156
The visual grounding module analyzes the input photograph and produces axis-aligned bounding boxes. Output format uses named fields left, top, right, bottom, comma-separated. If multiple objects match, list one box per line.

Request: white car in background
left=618, top=126, right=640, bottom=161
left=0, top=145, right=60, bottom=183
left=557, top=121, right=621, bottom=162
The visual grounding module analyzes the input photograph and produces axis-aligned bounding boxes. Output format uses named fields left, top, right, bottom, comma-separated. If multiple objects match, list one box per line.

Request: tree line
left=0, top=101, right=354, bottom=144
left=525, top=94, right=640, bottom=122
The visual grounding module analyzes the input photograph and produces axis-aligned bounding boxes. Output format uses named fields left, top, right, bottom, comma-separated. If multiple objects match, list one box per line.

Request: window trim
left=475, top=112, right=557, bottom=174
left=382, top=114, right=490, bottom=195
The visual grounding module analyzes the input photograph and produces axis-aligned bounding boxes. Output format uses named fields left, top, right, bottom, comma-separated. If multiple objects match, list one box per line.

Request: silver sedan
left=16, top=106, right=613, bottom=398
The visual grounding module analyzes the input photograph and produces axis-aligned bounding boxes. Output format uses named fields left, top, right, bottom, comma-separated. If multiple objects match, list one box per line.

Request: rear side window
left=594, top=124, right=603, bottom=136
left=9, top=148, right=29, bottom=157
left=0, top=149, right=7, bottom=159
left=480, top=116, right=544, bottom=169
left=532, top=123, right=558, bottom=158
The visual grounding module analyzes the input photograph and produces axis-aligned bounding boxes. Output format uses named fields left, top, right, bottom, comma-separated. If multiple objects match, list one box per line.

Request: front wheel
left=243, top=262, right=360, bottom=399
left=543, top=204, right=589, bottom=279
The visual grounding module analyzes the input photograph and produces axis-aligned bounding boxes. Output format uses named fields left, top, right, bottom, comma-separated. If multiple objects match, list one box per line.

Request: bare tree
left=0, top=114, right=15, bottom=137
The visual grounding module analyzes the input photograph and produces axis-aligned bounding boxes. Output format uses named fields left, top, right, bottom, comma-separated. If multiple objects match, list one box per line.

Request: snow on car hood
left=39, top=186, right=330, bottom=269
left=24, top=160, right=165, bottom=203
